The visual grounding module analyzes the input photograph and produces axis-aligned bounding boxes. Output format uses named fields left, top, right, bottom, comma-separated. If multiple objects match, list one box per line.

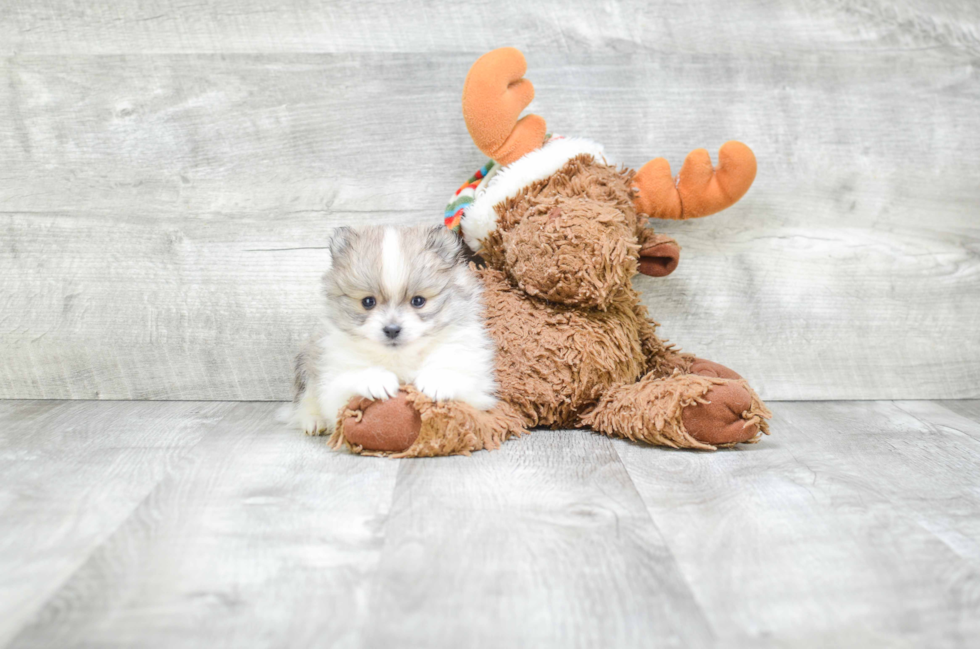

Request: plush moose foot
left=683, top=358, right=769, bottom=446
left=583, top=368, right=770, bottom=451
left=336, top=391, right=422, bottom=453
left=677, top=358, right=767, bottom=445
left=680, top=381, right=760, bottom=446
left=330, top=387, right=528, bottom=457
left=688, top=357, right=743, bottom=380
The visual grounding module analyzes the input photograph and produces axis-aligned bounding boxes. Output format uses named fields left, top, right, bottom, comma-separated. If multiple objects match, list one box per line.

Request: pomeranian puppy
left=285, top=224, right=498, bottom=435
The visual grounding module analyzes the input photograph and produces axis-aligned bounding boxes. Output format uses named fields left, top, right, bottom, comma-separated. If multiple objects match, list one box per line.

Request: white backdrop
left=1, top=0, right=978, bottom=400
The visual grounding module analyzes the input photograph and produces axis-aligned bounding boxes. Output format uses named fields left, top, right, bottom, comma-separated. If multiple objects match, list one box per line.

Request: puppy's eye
left=410, top=296, right=426, bottom=308
left=361, top=296, right=377, bottom=310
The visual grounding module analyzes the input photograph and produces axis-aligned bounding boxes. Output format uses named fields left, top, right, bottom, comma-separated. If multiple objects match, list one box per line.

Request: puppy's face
left=323, top=225, right=472, bottom=348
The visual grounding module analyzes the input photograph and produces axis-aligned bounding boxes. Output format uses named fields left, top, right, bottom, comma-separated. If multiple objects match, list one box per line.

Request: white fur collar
left=460, top=136, right=607, bottom=252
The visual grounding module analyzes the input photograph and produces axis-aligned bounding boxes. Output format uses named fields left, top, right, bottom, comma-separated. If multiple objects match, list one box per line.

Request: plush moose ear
left=638, top=232, right=681, bottom=277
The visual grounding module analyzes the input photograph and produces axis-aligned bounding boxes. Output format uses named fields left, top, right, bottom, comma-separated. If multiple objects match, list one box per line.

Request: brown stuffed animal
left=328, top=47, right=771, bottom=457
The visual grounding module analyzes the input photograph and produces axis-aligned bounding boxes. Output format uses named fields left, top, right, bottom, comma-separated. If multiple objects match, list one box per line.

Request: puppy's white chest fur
left=301, top=318, right=496, bottom=435
left=319, top=326, right=436, bottom=384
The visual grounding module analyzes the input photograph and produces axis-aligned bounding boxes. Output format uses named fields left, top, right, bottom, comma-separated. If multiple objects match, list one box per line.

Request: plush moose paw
left=681, top=381, right=760, bottom=446
left=341, top=391, right=422, bottom=453
left=688, top=358, right=743, bottom=381
left=676, top=357, right=766, bottom=445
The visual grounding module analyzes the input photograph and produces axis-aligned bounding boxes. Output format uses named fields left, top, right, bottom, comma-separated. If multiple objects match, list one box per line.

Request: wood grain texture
left=4, top=399, right=980, bottom=647
left=1, top=1, right=979, bottom=400
left=5, top=401, right=400, bottom=649
left=4, top=0, right=979, bottom=55
left=363, top=429, right=711, bottom=649
left=615, top=400, right=980, bottom=647
left=940, top=399, right=980, bottom=426
left=0, top=400, right=233, bottom=647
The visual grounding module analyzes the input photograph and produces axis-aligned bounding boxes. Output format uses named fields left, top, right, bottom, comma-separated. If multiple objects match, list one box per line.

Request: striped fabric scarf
left=444, top=160, right=496, bottom=233
left=444, top=134, right=564, bottom=234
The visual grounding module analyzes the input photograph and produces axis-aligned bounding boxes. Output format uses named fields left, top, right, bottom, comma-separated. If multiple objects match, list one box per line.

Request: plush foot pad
left=689, top=358, right=743, bottom=381
left=681, top=381, right=759, bottom=446
left=341, top=391, right=421, bottom=453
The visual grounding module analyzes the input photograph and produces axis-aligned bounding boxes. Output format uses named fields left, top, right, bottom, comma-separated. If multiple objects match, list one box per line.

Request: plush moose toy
left=328, top=47, right=771, bottom=456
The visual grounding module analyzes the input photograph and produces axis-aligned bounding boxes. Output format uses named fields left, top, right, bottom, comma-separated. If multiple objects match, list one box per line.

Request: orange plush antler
left=633, top=141, right=757, bottom=219
left=462, top=47, right=547, bottom=166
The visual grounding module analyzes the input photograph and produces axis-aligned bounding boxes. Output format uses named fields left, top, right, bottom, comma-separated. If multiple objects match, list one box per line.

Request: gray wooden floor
left=2, top=400, right=979, bottom=648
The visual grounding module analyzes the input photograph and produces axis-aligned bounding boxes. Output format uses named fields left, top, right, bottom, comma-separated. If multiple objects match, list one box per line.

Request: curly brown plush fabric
left=331, top=386, right=526, bottom=458
left=327, top=153, right=770, bottom=457
left=324, top=46, right=769, bottom=457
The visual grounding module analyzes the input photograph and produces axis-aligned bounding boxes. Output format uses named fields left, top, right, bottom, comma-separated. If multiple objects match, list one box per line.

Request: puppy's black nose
left=383, top=324, right=401, bottom=340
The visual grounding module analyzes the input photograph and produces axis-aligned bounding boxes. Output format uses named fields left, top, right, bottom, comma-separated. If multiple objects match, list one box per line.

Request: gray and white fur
left=285, top=224, right=497, bottom=435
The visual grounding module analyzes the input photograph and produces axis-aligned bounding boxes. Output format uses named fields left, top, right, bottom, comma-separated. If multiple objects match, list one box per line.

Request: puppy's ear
left=328, top=226, right=355, bottom=262
left=425, top=225, right=465, bottom=265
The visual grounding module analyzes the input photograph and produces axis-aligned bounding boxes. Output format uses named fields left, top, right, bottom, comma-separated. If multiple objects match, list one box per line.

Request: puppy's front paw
left=290, top=399, right=331, bottom=436
left=414, top=371, right=459, bottom=403
left=300, top=411, right=330, bottom=436
left=351, top=368, right=401, bottom=401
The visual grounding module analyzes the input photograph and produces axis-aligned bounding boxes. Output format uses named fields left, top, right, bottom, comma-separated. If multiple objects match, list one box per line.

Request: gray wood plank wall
left=2, top=1, right=978, bottom=400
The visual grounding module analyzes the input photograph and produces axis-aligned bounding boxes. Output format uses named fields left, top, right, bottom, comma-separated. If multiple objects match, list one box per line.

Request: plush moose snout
left=637, top=229, right=681, bottom=278
left=501, top=196, right=639, bottom=310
